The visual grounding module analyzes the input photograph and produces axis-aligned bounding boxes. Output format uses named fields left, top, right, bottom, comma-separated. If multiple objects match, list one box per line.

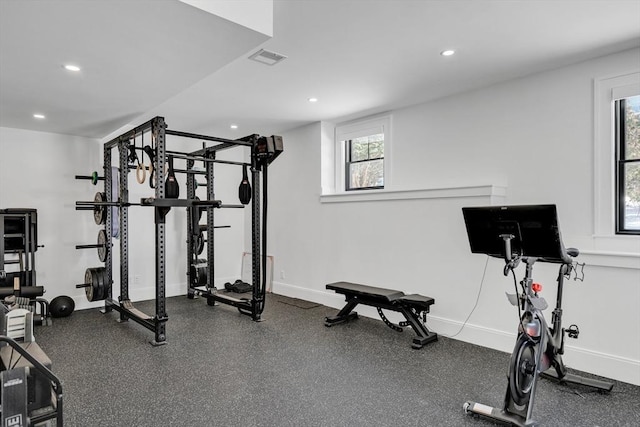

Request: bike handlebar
left=566, top=247, right=579, bottom=258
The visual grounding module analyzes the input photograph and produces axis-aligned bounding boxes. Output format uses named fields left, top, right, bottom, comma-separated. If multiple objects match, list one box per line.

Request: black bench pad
left=326, top=282, right=405, bottom=302
left=399, top=294, right=435, bottom=310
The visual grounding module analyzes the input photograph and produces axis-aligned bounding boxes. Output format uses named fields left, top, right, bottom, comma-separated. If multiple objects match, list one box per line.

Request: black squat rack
left=75, top=116, right=282, bottom=345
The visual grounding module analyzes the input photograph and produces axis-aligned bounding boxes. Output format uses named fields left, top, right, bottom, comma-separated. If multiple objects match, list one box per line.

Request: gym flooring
left=36, top=294, right=640, bottom=426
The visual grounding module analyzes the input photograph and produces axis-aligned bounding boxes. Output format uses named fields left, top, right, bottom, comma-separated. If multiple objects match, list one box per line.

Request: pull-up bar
left=164, top=150, right=250, bottom=167
left=165, top=129, right=252, bottom=147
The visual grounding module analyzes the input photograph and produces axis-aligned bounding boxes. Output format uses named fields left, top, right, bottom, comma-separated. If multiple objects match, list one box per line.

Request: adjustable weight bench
left=325, top=281, right=437, bottom=349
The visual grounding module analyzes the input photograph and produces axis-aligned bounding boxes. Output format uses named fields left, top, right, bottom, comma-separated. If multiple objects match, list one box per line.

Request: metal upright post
left=103, top=147, right=113, bottom=313
left=23, top=212, right=32, bottom=286
left=186, top=158, right=195, bottom=296
left=119, top=138, right=130, bottom=322
left=153, top=117, right=168, bottom=345
left=206, top=151, right=215, bottom=296
left=251, top=141, right=262, bottom=320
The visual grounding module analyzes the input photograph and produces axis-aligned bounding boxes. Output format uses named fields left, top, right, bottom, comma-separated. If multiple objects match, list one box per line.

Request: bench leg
left=325, top=299, right=359, bottom=326
left=398, top=306, right=438, bottom=349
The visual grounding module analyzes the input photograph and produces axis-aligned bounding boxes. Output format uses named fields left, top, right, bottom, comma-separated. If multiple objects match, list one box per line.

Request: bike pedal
left=567, top=324, right=580, bottom=338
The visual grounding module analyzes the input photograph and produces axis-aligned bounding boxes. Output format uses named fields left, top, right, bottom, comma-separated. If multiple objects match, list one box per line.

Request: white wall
left=0, top=127, right=247, bottom=311
left=267, top=48, right=640, bottom=385
left=0, top=127, right=101, bottom=303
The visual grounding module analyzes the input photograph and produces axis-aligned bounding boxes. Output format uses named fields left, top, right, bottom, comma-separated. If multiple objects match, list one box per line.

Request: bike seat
left=566, top=247, right=579, bottom=257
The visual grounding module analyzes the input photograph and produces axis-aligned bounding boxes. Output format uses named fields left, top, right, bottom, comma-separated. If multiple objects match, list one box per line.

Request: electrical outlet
left=280, top=270, right=285, bottom=279
left=134, top=275, right=141, bottom=285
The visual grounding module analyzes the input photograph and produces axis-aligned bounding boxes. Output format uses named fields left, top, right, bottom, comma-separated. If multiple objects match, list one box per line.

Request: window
left=345, top=133, right=384, bottom=190
left=593, top=72, right=639, bottom=239
left=334, top=114, right=390, bottom=193
left=615, top=95, right=640, bottom=234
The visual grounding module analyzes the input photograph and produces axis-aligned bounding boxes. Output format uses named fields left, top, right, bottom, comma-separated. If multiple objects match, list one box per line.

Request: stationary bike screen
left=462, top=204, right=566, bottom=263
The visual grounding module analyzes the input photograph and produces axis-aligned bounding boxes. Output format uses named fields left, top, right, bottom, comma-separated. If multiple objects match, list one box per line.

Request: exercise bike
left=461, top=205, right=613, bottom=427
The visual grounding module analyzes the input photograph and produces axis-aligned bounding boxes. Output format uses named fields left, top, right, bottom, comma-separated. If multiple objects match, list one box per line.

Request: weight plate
left=93, top=267, right=102, bottom=301
left=196, top=229, right=205, bottom=255
left=89, top=268, right=99, bottom=302
left=84, top=268, right=94, bottom=302
left=97, top=229, right=107, bottom=262
left=95, top=267, right=106, bottom=301
left=93, top=267, right=103, bottom=301
left=199, top=266, right=208, bottom=285
left=93, top=192, right=106, bottom=225
left=190, top=259, right=207, bottom=286
left=101, top=267, right=108, bottom=300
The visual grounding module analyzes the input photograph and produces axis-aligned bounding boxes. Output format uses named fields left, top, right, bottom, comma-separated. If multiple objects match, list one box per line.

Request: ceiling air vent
left=248, top=49, right=287, bottom=66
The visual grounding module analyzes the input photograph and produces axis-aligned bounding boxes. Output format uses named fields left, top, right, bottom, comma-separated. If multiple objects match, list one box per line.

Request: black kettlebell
left=49, top=295, right=75, bottom=318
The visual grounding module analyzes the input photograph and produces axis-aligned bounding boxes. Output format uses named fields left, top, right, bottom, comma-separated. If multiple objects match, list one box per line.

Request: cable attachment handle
left=572, top=262, right=585, bottom=281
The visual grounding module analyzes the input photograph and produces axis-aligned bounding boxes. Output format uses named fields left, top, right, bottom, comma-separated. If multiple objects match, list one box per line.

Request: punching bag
left=165, top=155, right=180, bottom=199
left=238, top=165, right=251, bottom=205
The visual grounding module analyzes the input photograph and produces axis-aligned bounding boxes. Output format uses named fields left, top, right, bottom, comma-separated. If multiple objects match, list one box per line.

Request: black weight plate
left=93, top=192, right=106, bottom=225
left=198, top=266, right=208, bottom=285
left=95, top=267, right=106, bottom=301
left=100, top=267, right=108, bottom=300
left=84, top=268, right=94, bottom=302
left=92, top=267, right=102, bottom=301
left=88, top=268, right=100, bottom=302
left=93, top=267, right=102, bottom=301
left=190, top=259, right=206, bottom=285
left=97, top=229, right=107, bottom=262
left=196, top=229, right=205, bottom=255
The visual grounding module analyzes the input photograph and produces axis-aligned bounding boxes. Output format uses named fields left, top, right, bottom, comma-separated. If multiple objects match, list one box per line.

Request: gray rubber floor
left=33, top=294, right=640, bottom=426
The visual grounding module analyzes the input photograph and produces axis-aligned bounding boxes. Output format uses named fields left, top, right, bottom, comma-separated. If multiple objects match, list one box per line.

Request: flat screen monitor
left=462, top=204, right=566, bottom=263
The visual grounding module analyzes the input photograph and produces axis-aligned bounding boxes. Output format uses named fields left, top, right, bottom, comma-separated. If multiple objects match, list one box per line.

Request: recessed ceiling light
left=230, top=124, right=238, bottom=129
left=308, top=97, right=318, bottom=103
left=64, top=64, right=81, bottom=72
left=33, top=114, right=45, bottom=119
left=440, top=50, right=456, bottom=57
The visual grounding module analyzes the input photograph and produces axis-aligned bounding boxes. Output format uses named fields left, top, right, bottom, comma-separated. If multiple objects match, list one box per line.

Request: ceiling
left=1, top=0, right=639, bottom=141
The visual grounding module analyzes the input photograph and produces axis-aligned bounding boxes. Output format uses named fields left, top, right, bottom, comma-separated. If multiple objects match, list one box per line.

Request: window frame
left=593, top=72, right=640, bottom=238
left=615, top=96, right=640, bottom=235
left=344, top=134, right=385, bottom=191
left=335, top=114, right=391, bottom=193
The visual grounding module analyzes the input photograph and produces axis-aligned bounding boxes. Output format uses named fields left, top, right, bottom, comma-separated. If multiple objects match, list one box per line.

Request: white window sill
left=579, top=250, right=639, bottom=269
left=320, top=184, right=507, bottom=203
left=576, top=234, right=640, bottom=269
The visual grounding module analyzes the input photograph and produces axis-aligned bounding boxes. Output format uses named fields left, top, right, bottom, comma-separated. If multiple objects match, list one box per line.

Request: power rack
left=75, top=116, right=282, bottom=345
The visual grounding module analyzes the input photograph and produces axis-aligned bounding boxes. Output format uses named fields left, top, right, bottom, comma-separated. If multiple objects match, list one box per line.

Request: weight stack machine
left=0, top=209, right=50, bottom=324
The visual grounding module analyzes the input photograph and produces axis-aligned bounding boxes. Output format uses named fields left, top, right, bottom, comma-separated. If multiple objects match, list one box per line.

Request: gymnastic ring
left=148, top=162, right=155, bottom=188
left=136, top=162, right=146, bottom=184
